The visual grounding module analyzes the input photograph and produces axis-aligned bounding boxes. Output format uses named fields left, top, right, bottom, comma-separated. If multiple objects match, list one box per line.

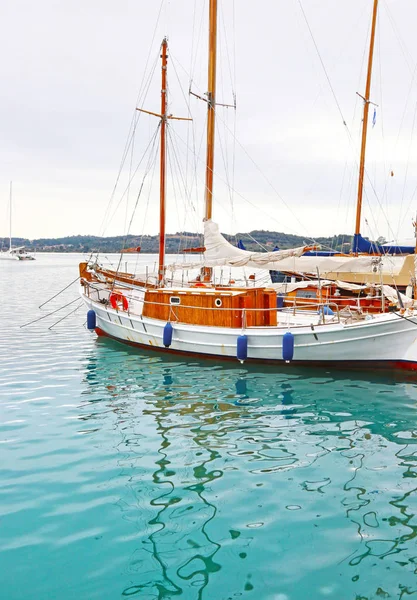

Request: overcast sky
left=1, top=0, right=417, bottom=243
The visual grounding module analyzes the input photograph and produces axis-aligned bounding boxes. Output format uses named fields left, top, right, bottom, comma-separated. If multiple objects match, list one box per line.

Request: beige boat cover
left=270, top=279, right=412, bottom=308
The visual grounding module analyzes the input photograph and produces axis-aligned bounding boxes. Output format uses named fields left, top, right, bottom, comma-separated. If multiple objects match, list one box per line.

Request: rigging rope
left=134, top=127, right=161, bottom=275
left=106, top=125, right=161, bottom=232
left=171, top=53, right=207, bottom=228
left=167, top=126, right=201, bottom=241
left=49, top=302, right=83, bottom=330
left=168, top=54, right=202, bottom=240
left=169, top=125, right=337, bottom=250
left=21, top=297, right=81, bottom=328
left=98, top=50, right=160, bottom=239
left=38, top=275, right=80, bottom=309
left=98, top=1, right=166, bottom=242
left=397, top=98, right=417, bottom=235
left=297, top=0, right=349, bottom=130
left=296, top=0, right=403, bottom=248
left=114, top=123, right=161, bottom=278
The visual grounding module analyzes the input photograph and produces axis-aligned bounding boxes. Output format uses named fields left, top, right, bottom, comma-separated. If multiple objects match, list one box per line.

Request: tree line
left=0, top=230, right=353, bottom=254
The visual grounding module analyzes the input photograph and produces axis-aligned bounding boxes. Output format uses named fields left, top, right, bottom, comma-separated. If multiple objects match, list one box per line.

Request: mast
left=414, top=213, right=417, bottom=302
left=159, top=37, right=168, bottom=285
left=136, top=39, right=191, bottom=286
left=9, top=181, right=12, bottom=252
left=204, top=0, right=218, bottom=221
left=354, top=0, right=379, bottom=246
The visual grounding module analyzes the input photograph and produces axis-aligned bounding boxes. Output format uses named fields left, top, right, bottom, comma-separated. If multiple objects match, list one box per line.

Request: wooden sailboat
left=80, top=0, right=417, bottom=371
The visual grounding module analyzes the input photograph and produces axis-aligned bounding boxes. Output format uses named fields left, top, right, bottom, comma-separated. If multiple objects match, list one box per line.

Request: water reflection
left=80, top=338, right=417, bottom=599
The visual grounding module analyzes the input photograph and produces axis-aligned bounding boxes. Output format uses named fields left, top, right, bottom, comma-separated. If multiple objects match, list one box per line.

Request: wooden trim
left=142, top=288, right=278, bottom=328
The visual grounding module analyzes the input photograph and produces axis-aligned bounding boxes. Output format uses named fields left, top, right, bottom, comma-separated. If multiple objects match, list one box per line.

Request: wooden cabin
left=142, top=288, right=277, bottom=328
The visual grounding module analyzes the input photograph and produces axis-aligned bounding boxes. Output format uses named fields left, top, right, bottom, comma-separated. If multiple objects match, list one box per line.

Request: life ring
left=194, top=282, right=207, bottom=288
left=109, top=292, right=129, bottom=311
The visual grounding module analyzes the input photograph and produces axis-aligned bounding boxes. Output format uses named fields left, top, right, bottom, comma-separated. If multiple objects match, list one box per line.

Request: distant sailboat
left=0, top=182, right=35, bottom=261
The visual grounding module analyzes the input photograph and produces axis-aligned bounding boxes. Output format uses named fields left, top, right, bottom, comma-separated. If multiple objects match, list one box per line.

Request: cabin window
left=170, top=296, right=181, bottom=305
left=215, top=298, right=223, bottom=307
left=295, top=290, right=317, bottom=299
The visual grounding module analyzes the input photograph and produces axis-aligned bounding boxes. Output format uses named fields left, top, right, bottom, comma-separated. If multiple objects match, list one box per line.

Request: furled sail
left=203, top=220, right=308, bottom=266
left=201, top=220, right=407, bottom=275
left=166, top=220, right=411, bottom=279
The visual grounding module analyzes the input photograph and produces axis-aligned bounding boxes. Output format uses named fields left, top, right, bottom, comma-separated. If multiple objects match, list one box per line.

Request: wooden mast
left=204, top=0, right=218, bottom=221
left=354, top=0, right=379, bottom=246
left=199, top=0, right=218, bottom=283
left=159, top=37, right=168, bottom=285
left=136, top=39, right=191, bottom=286
left=414, top=213, right=417, bottom=302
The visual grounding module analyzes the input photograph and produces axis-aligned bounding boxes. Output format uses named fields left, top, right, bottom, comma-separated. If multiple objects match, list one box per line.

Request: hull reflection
left=79, top=338, right=417, bottom=599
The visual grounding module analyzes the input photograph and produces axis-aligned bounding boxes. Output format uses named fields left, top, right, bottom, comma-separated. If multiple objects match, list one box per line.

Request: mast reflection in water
left=81, top=338, right=417, bottom=600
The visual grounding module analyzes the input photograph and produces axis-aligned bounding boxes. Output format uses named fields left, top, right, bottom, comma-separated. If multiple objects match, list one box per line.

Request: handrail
left=82, top=281, right=342, bottom=324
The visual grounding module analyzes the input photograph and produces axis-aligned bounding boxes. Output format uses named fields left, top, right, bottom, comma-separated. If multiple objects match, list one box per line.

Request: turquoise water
left=1, top=255, right=417, bottom=600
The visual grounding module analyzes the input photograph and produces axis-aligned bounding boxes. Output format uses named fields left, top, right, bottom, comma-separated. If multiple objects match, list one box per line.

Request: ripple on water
left=2, top=256, right=417, bottom=599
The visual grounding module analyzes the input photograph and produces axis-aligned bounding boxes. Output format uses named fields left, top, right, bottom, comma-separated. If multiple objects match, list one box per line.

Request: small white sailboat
left=0, top=183, right=35, bottom=261
left=80, top=0, right=417, bottom=371
left=0, top=250, right=19, bottom=261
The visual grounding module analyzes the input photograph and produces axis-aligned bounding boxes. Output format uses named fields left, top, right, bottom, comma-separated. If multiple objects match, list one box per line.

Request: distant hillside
left=0, top=230, right=354, bottom=254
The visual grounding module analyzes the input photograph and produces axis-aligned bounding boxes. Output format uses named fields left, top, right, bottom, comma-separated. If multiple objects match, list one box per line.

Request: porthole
left=170, top=296, right=181, bottom=305
left=215, top=298, right=222, bottom=307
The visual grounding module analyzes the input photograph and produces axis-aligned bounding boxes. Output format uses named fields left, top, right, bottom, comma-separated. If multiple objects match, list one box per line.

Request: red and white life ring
left=109, top=292, right=129, bottom=311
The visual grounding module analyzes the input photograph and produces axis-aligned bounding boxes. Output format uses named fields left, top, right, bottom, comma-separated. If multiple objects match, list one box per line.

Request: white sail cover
left=201, top=220, right=409, bottom=275
left=167, top=220, right=409, bottom=277
left=203, top=220, right=308, bottom=266
left=270, top=280, right=367, bottom=293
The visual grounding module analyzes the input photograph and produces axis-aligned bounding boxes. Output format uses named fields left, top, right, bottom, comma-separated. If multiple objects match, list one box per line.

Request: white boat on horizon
left=0, top=246, right=35, bottom=261
left=0, top=182, right=35, bottom=262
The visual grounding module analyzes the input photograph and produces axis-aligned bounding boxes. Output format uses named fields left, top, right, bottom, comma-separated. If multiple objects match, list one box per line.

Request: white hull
left=0, top=250, right=34, bottom=261
left=81, top=288, right=417, bottom=369
left=0, top=252, right=19, bottom=261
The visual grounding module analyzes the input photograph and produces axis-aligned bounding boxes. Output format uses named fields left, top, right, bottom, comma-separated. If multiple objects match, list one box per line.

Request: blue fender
left=282, top=331, right=294, bottom=362
left=87, top=309, right=96, bottom=330
left=237, top=334, right=248, bottom=363
left=163, top=322, right=173, bottom=347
